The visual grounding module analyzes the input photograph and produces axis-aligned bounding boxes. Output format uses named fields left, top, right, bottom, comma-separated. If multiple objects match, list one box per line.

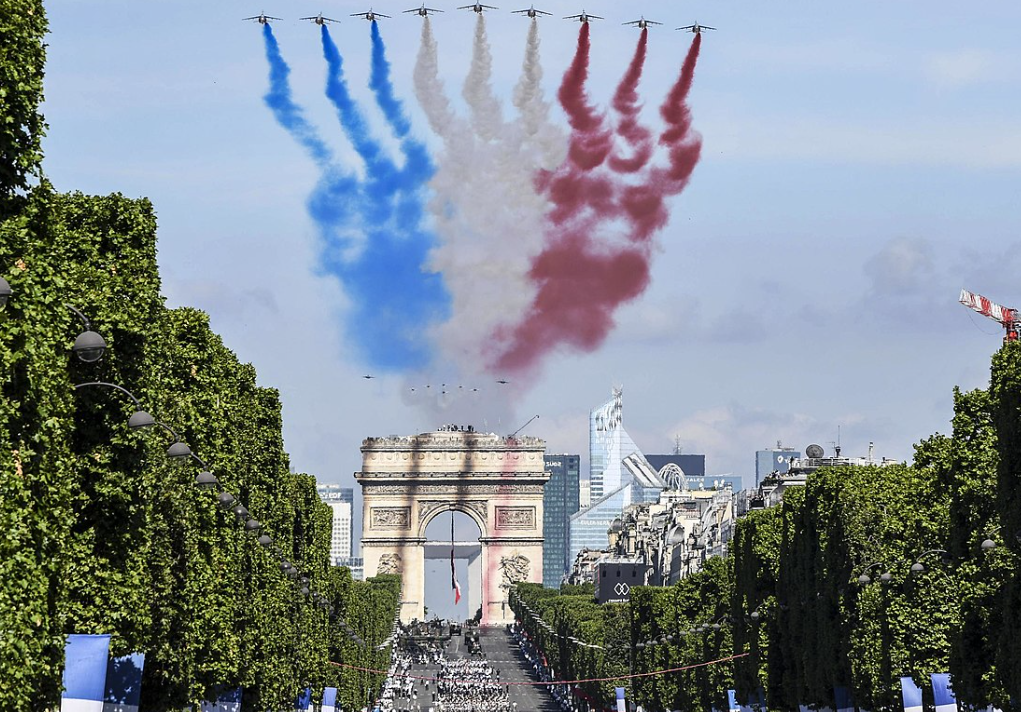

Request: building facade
left=754, top=446, right=800, bottom=487
left=589, top=388, right=641, bottom=501
left=542, top=454, right=581, bottom=588
left=317, top=485, right=354, bottom=564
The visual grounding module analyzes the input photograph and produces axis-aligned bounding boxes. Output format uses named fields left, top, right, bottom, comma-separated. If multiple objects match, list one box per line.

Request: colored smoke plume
left=513, top=18, right=566, bottom=170
left=490, top=32, right=703, bottom=376
left=608, top=28, right=654, bottom=174
left=262, top=22, right=447, bottom=372
left=261, top=24, right=332, bottom=165
left=413, top=17, right=565, bottom=380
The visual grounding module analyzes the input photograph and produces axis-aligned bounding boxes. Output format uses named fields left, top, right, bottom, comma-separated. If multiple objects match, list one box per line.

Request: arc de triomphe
left=356, top=427, right=548, bottom=626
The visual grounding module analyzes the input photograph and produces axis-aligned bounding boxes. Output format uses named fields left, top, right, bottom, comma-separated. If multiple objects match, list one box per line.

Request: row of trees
left=514, top=345, right=1021, bottom=712
left=0, top=185, right=399, bottom=710
left=0, top=5, right=401, bottom=708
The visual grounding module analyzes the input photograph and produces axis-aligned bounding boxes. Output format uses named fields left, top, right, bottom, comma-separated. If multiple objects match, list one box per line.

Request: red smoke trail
left=557, top=22, right=613, bottom=171
left=490, top=34, right=703, bottom=376
left=608, top=28, right=653, bottom=174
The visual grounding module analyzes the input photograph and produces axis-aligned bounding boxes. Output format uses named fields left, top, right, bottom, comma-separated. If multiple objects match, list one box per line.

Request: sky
left=40, top=1, right=1021, bottom=561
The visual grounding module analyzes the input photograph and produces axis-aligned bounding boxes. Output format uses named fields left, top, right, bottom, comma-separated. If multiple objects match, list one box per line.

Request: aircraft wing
left=647, top=20, right=662, bottom=25
left=242, top=16, right=259, bottom=20
left=676, top=24, right=695, bottom=30
left=702, top=25, right=716, bottom=30
left=623, top=20, right=639, bottom=26
left=564, top=14, right=582, bottom=19
left=376, top=12, right=392, bottom=17
left=589, top=14, right=603, bottom=19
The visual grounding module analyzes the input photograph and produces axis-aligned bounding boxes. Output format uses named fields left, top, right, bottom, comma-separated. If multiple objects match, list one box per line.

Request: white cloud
left=863, top=236, right=934, bottom=297
left=923, top=49, right=1007, bottom=88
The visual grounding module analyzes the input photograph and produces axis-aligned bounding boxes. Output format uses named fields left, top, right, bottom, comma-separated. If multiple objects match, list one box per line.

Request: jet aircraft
left=300, top=13, right=340, bottom=25
left=564, top=11, right=603, bottom=23
left=624, top=16, right=661, bottom=29
left=351, top=8, right=391, bottom=21
left=676, top=22, right=716, bottom=34
left=512, top=5, right=551, bottom=17
left=243, top=13, right=282, bottom=24
left=404, top=3, right=443, bottom=15
left=458, top=3, right=498, bottom=13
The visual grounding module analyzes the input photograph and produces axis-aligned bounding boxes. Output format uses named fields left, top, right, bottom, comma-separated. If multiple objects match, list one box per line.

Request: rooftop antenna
left=673, top=435, right=683, bottom=455
left=511, top=414, right=539, bottom=438
left=829, top=426, right=841, bottom=457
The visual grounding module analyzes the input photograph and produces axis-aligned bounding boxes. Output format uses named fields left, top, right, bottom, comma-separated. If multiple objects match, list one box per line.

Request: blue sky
left=41, top=1, right=1021, bottom=550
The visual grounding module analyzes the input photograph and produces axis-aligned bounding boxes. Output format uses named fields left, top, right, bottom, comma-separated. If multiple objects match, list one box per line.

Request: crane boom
left=960, top=288, right=1019, bottom=341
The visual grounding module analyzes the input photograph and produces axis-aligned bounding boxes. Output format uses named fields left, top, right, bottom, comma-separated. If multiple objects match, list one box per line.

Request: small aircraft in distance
left=512, top=5, right=551, bottom=17
left=496, top=379, right=510, bottom=384
left=624, top=16, right=661, bottom=29
left=676, top=22, right=716, bottom=34
left=404, top=3, right=443, bottom=15
left=458, top=3, right=498, bottom=13
left=243, top=13, right=282, bottom=24
left=564, top=11, right=603, bottom=23
left=351, top=8, right=391, bottom=21
left=301, top=13, right=340, bottom=25
left=362, top=374, right=375, bottom=379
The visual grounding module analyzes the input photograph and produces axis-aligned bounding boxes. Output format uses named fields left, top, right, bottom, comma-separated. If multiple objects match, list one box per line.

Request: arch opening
left=422, top=510, right=482, bottom=623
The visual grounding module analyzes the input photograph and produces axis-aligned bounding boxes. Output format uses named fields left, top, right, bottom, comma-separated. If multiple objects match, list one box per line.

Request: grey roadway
left=401, top=628, right=561, bottom=712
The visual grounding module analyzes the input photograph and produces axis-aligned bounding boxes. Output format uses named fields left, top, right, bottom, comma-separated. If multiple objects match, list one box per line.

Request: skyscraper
left=570, top=388, right=665, bottom=566
left=317, top=485, right=354, bottom=564
left=543, top=454, right=581, bottom=588
left=589, top=387, right=641, bottom=501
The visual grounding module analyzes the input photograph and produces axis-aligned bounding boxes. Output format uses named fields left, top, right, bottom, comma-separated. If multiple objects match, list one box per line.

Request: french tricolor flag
left=451, top=546, right=462, bottom=605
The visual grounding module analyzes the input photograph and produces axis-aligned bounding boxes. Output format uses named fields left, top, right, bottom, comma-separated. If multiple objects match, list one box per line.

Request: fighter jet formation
left=244, top=7, right=715, bottom=29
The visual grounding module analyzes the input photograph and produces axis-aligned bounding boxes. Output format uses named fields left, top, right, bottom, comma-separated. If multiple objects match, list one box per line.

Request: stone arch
left=356, top=429, right=549, bottom=625
left=417, top=500, right=488, bottom=539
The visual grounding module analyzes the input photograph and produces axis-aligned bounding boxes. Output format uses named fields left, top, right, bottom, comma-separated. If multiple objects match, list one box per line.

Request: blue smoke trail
left=369, top=20, right=412, bottom=138
left=261, top=24, right=332, bottom=165
left=313, top=24, right=449, bottom=371
left=261, top=22, right=445, bottom=371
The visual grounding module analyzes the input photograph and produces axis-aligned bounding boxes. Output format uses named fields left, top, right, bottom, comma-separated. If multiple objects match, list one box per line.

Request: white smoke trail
left=513, top=18, right=567, bottom=170
left=413, top=16, right=567, bottom=384
left=462, top=14, right=504, bottom=142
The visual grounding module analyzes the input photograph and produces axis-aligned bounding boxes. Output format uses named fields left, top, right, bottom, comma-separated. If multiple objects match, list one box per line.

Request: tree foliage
left=0, top=0, right=47, bottom=197
left=0, top=185, right=399, bottom=710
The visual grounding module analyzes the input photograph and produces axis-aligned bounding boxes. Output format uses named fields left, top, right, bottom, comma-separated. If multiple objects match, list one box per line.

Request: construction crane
left=960, top=289, right=1019, bottom=342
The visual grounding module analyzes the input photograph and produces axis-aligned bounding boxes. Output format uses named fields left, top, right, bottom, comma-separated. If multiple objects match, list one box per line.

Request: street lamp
left=0, top=276, right=11, bottom=310
left=218, top=492, right=236, bottom=510
left=74, top=382, right=155, bottom=431
left=909, top=549, right=949, bottom=575
left=66, top=304, right=106, bottom=362
left=857, top=561, right=890, bottom=585
left=981, top=525, right=1002, bottom=551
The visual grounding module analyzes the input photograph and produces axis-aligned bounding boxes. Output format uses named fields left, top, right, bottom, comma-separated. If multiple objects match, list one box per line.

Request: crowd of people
left=434, top=657, right=515, bottom=712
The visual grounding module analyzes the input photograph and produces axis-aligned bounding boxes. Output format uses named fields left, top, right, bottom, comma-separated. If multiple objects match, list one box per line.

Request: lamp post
left=908, top=549, right=949, bottom=575
left=856, top=561, right=891, bottom=585
left=66, top=304, right=107, bottom=362
left=981, top=526, right=1001, bottom=551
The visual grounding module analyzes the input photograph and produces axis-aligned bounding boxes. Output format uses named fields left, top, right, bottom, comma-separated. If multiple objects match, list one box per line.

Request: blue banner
left=835, top=686, right=855, bottom=712
left=321, top=687, right=338, bottom=712
left=901, top=676, right=923, bottom=712
left=615, top=686, right=626, bottom=712
left=103, top=652, right=145, bottom=712
left=931, top=673, right=958, bottom=712
left=62, top=634, right=112, bottom=712
left=295, top=687, right=312, bottom=711
left=727, top=689, right=741, bottom=712
left=200, top=687, right=242, bottom=712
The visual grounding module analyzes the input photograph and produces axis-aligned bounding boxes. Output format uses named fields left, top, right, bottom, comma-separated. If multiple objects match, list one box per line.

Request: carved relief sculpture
left=377, top=552, right=402, bottom=575
left=499, top=554, right=531, bottom=589
left=370, top=507, right=411, bottom=529
left=495, top=506, right=536, bottom=530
